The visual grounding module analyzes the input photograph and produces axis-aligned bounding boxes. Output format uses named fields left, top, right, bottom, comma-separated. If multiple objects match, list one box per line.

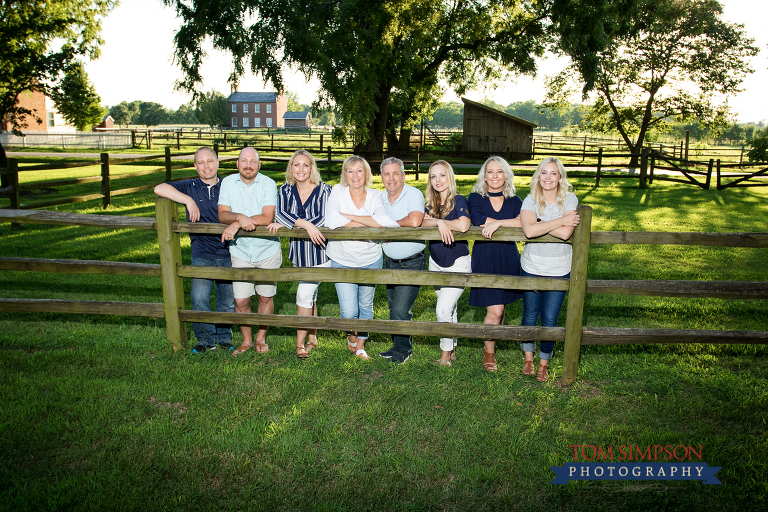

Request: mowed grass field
left=0, top=159, right=766, bottom=511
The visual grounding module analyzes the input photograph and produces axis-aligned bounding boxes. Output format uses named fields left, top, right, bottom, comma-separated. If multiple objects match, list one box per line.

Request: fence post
left=684, top=130, right=690, bottom=162
left=415, top=149, right=420, bottom=181
left=595, top=147, right=603, bottom=187
left=532, top=139, right=536, bottom=159
left=271, top=134, right=274, bottom=150
left=717, top=158, right=722, bottom=189
left=176, top=131, right=181, bottom=150
left=740, top=144, right=745, bottom=166
left=705, top=159, right=714, bottom=190
left=213, top=143, right=219, bottom=157
left=639, top=148, right=649, bottom=188
left=165, top=147, right=173, bottom=182
left=155, top=197, right=187, bottom=351
left=649, top=150, right=655, bottom=185
left=320, top=134, right=324, bottom=152
left=561, top=204, right=592, bottom=384
left=8, top=159, right=20, bottom=229
left=131, top=130, right=136, bottom=149
left=582, top=136, right=587, bottom=161
left=147, top=131, right=152, bottom=150
left=100, top=153, right=111, bottom=209
left=223, top=133, right=227, bottom=151
left=327, top=145, right=332, bottom=180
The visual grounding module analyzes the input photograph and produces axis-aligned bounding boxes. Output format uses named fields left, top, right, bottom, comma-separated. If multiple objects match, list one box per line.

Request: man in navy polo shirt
left=154, top=146, right=234, bottom=353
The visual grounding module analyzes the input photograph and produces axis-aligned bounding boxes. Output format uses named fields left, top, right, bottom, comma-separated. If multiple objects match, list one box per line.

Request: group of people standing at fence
left=155, top=145, right=580, bottom=382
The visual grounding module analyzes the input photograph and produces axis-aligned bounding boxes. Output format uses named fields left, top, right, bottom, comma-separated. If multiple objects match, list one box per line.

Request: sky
left=85, top=0, right=768, bottom=124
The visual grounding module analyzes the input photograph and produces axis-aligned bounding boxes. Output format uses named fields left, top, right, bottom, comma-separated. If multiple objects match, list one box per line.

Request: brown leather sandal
left=254, top=341, right=269, bottom=353
left=522, top=360, right=535, bottom=376
left=296, top=345, right=309, bottom=359
left=483, top=351, right=498, bottom=372
left=536, top=362, right=549, bottom=382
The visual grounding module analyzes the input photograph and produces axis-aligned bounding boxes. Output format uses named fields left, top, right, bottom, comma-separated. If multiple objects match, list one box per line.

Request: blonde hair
left=425, top=160, right=458, bottom=219
left=339, top=155, right=373, bottom=187
left=284, top=150, right=321, bottom=186
left=473, top=156, right=517, bottom=198
left=529, top=157, right=572, bottom=216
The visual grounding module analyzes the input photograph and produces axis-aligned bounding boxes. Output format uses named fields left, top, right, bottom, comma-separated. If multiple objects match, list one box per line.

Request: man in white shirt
left=379, top=157, right=425, bottom=364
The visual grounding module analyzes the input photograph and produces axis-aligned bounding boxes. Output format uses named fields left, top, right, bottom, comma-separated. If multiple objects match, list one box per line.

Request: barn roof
left=228, top=92, right=279, bottom=102
left=461, top=97, right=537, bottom=128
left=283, top=111, right=310, bottom=119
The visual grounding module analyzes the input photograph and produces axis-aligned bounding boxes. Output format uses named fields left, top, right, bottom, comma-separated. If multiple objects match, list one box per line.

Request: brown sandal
left=483, top=351, right=498, bottom=372
left=522, top=360, right=535, bottom=376
left=296, top=345, right=309, bottom=359
left=536, top=362, right=549, bottom=382
left=306, top=339, right=318, bottom=353
left=255, top=341, right=269, bottom=353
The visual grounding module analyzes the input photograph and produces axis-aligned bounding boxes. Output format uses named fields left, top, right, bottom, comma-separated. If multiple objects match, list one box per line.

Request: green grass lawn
left=0, top=170, right=766, bottom=511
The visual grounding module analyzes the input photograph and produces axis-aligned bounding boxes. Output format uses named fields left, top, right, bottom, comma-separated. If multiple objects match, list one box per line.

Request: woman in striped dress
left=268, top=150, right=332, bottom=358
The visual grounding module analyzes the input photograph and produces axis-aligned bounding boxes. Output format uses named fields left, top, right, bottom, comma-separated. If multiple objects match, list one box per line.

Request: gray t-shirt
left=520, top=193, right=578, bottom=276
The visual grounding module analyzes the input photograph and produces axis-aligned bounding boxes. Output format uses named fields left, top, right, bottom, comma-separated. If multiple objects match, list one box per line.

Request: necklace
left=487, top=191, right=504, bottom=197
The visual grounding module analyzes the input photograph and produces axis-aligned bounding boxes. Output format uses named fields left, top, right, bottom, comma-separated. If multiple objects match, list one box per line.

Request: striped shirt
left=274, top=182, right=332, bottom=267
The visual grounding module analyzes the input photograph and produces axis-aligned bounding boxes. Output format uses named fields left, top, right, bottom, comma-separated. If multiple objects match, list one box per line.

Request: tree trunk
left=353, top=82, right=391, bottom=160
left=0, top=142, right=8, bottom=189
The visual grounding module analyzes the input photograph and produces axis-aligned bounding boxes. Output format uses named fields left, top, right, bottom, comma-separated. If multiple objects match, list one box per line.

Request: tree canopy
left=165, top=0, right=634, bottom=155
left=50, top=62, right=105, bottom=131
left=0, top=0, right=115, bottom=133
left=546, top=0, right=758, bottom=164
left=194, top=90, right=229, bottom=128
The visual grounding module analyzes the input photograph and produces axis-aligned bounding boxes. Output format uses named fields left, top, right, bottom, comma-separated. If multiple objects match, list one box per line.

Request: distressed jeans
left=520, top=268, right=569, bottom=360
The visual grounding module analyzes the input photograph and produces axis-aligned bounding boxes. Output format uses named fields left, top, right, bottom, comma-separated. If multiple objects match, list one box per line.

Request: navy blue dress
left=468, top=192, right=523, bottom=307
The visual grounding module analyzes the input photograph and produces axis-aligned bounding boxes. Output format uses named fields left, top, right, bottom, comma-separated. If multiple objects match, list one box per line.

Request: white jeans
left=429, top=254, right=471, bottom=351
left=295, top=260, right=332, bottom=308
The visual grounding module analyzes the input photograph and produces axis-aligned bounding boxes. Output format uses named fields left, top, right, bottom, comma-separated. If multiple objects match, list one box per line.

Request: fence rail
left=1, top=203, right=767, bottom=386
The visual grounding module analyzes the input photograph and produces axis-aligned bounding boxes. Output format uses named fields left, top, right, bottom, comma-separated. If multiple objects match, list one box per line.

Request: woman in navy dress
left=468, top=156, right=523, bottom=372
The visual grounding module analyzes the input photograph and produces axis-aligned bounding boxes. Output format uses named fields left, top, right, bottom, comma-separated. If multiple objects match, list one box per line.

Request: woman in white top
left=519, top=157, right=580, bottom=382
left=325, top=156, right=399, bottom=360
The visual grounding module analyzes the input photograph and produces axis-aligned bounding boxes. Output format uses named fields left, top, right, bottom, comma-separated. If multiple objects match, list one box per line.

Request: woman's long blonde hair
left=473, top=156, right=517, bottom=198
left=284, top=150, right=321, bottom=185
left=529, top=157, right=572, bottom=216
left=425, top=160, right=458, bottom=218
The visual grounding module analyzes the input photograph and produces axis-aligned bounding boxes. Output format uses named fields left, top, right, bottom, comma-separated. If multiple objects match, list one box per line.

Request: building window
left=266, top=104, right=272, bottom=114
left=255, top=104, right=260, bottom=113
left=231, top=117, right=237, bottom=127
left=243, top=104, right=249, bottom=113
left=255, top=118, right=260, bottom=128
left=47, top=112, right=55, bottom=127
left=231, top=104, right=237, bottom=113
left=266, top=118, right=272, bottom=127
left=243, top=117, right=249, bottom=127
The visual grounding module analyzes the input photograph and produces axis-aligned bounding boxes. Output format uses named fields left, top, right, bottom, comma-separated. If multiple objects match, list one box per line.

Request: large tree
left=165, top=0, right=634, bottom=156
left=0, top=0, right=115, bottom=166
left=546, top=0, right=758, bottom=165
left=194, top=90, right=228, bottom=128
left=49, top=61, right=105, bottom=131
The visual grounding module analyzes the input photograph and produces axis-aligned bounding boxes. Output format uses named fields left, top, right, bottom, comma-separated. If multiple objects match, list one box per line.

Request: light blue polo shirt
left=382, top=184, right=426, bottom=260
left=218, top=172, right=280, bottom=263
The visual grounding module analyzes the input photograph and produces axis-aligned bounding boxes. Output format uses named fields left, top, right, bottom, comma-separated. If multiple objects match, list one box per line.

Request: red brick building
left=1, top=90, right=75, bottom=133
left=227, top=91, right=288, bottom=129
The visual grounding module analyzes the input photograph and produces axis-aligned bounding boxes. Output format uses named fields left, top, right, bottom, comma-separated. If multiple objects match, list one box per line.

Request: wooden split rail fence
left=1, top=202, right=768, bottom=384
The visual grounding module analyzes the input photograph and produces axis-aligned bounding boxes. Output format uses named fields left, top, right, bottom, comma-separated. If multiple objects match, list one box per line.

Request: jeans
left=190, top=257, right=235, bottom=346
left=385, top=252, right=426, bottom=357
left=430, top=254, right=471, bottom=351
left=520, top=267, right=569, bottom=360
left=332, top=255, right=383, bottom=340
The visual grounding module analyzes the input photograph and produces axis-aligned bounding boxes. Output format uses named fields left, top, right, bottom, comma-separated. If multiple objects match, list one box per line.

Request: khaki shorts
left=231, top=251, right=282, bottom=299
